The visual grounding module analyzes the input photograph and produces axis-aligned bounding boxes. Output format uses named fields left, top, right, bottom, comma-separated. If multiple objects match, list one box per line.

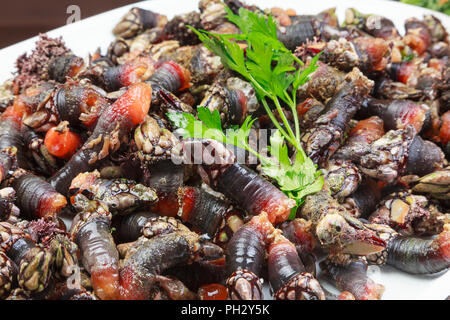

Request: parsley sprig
left=401, top=0, right=450, bottom=15
left=168, top=6, right=324, bottom=217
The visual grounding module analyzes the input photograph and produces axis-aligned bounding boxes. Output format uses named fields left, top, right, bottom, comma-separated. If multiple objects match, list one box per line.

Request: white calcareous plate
left=0, top=0, right=449, bottom=300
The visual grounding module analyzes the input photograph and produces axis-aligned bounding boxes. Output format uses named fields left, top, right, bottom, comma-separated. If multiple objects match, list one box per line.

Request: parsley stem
left=280, top=90, right=301, bottom=144
left=244, top=73, right=298, bottom=147
left=272, top=97, right=296, bottom=143
left=293, top=55, right=304, bottom=67
left=259, top=98, right=297, bottom=147
left=291, top=104, right=300, bottom=144
left=241, top=142, right=274, bottom=165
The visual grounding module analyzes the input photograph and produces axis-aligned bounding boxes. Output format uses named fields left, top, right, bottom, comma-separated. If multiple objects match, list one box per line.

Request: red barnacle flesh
left=44, top=123, right=82, bottom=159
left=198, top=283, right=228, bottom=300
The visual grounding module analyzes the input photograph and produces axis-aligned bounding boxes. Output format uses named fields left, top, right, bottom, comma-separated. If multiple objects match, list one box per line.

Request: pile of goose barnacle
left=0, top=0, right=448, bottom=300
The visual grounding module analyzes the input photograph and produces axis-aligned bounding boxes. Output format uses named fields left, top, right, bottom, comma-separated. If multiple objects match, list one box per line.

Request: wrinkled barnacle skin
left=134, top=115, right=183, bottom=164
left=69, top=195, right=120, bottom=300
left=301, top=68, right=374, bottom=166
left=320, top=256, right=385, bottom=300
left=224, top=213, right=274, bottom=300
left=226, top=269, right=262, bottom=300
left=0, top=80, right=14, bottom=112
left=142, top=216, right=190, bottom=239
left=46, top=54, right=85, bottom=83
left=0, top=222, right=53, bottom=294
left=385, top=225, right=450, bottom=274
left=275, top=273, right=325, bottom=300
left=3, top=0, right=450, bottom=301
left=268, top=235, right=325, bottom=300
left=200, top=77, right=258, bottom=126
left=0, top=251, right=15, bottom=298
left=369, top=191, right=430, bottom=235
left=367, top=224, right=450, bottom=274
left=163, top=11, right=202, bottom=46
left=18, top=246, right=52, bottom=293
left=119, top=230, right=223, bottom=300
left=301, top=191, right=385, bottom=255
left=47, top=234, right=79, bottom=279
left=357, top=125, right=416, bottom=183
left=112, top=7, right=168, bottom=39
left=0, top=188, right=20, bottom=223
left=324, top=159, right=362, bottom=201
left=199, top=0, right=228, bottom=31
left=70, top=171, right=158, bottom=215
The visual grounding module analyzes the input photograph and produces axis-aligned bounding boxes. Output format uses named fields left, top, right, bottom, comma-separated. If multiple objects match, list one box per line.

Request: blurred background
left=0, top=0, right=448, bottom=49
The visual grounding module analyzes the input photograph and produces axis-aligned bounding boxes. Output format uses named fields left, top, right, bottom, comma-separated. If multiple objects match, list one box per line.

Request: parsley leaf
left=173, top=6, right=324, bottom=219
left=264, top=130, right=324, bottom=205
left=167, top=107, right=259, bottom=155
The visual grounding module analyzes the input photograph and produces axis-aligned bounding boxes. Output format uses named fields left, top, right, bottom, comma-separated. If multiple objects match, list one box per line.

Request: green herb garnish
left=168, top=6, right=324, bottom=217
left=401, top=0, right=450, bottom=15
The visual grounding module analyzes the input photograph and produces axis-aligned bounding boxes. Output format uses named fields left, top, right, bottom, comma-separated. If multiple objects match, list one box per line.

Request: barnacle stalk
left=70, top=195, right=120, bottom=300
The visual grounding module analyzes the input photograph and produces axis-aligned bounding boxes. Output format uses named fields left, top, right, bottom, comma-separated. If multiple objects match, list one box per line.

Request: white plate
left=0, top=0, right=449, bottom=300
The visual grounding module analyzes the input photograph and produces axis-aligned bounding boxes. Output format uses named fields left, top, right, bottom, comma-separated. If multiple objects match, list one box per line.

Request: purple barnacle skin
left=116, top=211, right=157, bottom=243
left=75, top=218, right=119, bottom=276
left=268, top=239, right=325, bottom=300
left=277, top=20, right=317, bottom=51
left=225, top=223, right=265, bottom=277
left=358, top=98, right=430, bottom=133
left=217, top=163, right=295, bottom=224
left=112, top=7, right=167, bottom=39
left=405, top=135, right=444, bottom=177
left=178, top=186, right=229, bottom=238
left=8, top=238, right=35, bottom=267
left=321, top=258, right=384, bottom=300
left=302, top=68, right=373, bottom=166
left=119, top=230, right=222, bottom=300
left=268, top=240, right=306, bottom=293
left=224, top=220, right=267, bottom=301
left=386, top=228, right=450, bottom=274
